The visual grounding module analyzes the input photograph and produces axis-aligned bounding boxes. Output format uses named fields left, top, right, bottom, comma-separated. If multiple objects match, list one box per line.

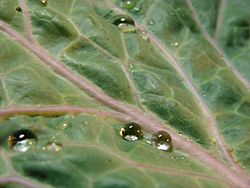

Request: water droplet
left=121, top=0, right=136, bottom=10
left=41, top=0, right=48, bottom=6
left=134, top=6, right=142, bottom=12
left=16, top=7, right=22, bottom=13
left=211, top=138, right=216, bottom=145
left=56, top=122, right=71, bottom=130
left=120, top=122, right=143, bottom=141
left=45, top=142, right=63, bottom=152
left=113, top=16, right=136, bottom=33
left=8, top=129, right=37, bottom=152
left=128, top=63, right=134, bottom=70
left=171, top=42, right=179, bottom=47
left=178, top=132, right=183, bottom=136
left=141, top=31, right=149, bottom=41
left=147, top=19, right=155, bottom=25
left=151, top=131, right=173, bottom=152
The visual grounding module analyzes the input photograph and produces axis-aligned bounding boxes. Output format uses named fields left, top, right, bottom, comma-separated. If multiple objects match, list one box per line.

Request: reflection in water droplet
left=120, top=122, right=143, bottom=141
left=171, top=42, right=179, bottom=47
left=121, top=0, right=136, bottom=10
left=8, top=129, right=37, bottom=152
left=147, top=19, right=155, bottom=25
left=41, top=0, right=48, bottom=6
left=113, top=16, right=136, bottom=33
left=45, top=142, right=63, bottom=152
left=16, top=7, right=22, bottom=13
left=151, top=131, right=173, bottom=151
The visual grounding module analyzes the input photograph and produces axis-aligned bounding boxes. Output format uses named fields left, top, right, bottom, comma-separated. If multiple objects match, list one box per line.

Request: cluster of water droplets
left=119, top=122, right=173, bottom=152
left=8, top=129, right=38, bottom=152
left=8, top=128, right=64, bottom=153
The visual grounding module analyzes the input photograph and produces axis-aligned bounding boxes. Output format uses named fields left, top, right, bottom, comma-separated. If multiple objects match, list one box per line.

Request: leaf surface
left=0, top=0, right=249, bottom=188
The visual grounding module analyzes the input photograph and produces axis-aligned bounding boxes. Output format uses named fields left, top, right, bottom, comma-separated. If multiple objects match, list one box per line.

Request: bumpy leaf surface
left=0, top=0, right=249, bottom=188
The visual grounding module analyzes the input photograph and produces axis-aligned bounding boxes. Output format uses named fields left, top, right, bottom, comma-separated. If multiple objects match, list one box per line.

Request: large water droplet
left=40, top=0, right=48, bottom=6
left=113, top=16, right=136, bottom=33
left=8, top=129, right=37, bottom=152
left=44, top=142, right=63, bottom=152
left=151, top=131, right=173, bottom=151
left=121, top=0, right=136, bottom=10
left=120, top=122, right=143, bottom=141
left=16, top=7, right=22, bottom=13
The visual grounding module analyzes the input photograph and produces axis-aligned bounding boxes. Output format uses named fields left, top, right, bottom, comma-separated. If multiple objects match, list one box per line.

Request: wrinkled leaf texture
left=0, top=0, right=249, bottom=188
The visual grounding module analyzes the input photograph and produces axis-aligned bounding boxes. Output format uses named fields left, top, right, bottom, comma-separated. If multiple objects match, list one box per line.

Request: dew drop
left=121, top=0, right=136, bottom=10
left=171, top=42, right=179, bottom=47
left=128, top=63, right=134, bottom=70
left=134, top=6, right=142, bottom=12
left=120, top=122, right=143, bottom=141
left=40, top=0, right=48, bottom=6
left=45, top=142, right=63, bottom=152
left=56, top=122, right=71, bottom=130
left=211, top=138, right=216, bottom=145
left=151, top=131, right=173, bottom=152
left=8, top=129, right=37, bottom=152
left=113, top=16, right=136, bottom=33
left=141, top=31, right=149, bottom=41
left=16, top=7, right=22, bottom=13
left=147, top=19, right=155, bottom=25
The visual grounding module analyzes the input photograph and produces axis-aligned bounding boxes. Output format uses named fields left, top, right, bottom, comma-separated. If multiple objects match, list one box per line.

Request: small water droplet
left=8, top=129, right=37, bottom=152
left=113, top=16, right=136, bottom=33
left=41, top=0, right=48, bottom=6
left=56, top=122, right=71, bottom=130
left=121, top=0, right=136, bottom=10
left=128, top=63, right=134, bottom=70
left=186, top=138, right=192, bottom=142
left=211, top=138, right=216, bottom=145
left=147, top=19, right=155, bottom=25
left=16, top=7, right=22, bottom=13
left=45, top=142, right=63, bottom=152
left=171, top=42, right=179, bottom=47
left=134, top=6, right=142, bottom=12
left=119, top=122, right=143, bottom=141
left=141, top=31, right=149, bottom=41
left=151, top=131, right=173, bottom=152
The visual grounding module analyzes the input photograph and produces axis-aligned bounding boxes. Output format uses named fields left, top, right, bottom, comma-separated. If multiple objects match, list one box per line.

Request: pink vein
left=18, top=0, right=36, bottom=43
left=0, top=106, right=130, bottom=121
left=105, top=0, right=238, bottom=173
left=66, top=143, right=222, bottom=183
left=215, top=0, right=227, bottom=40
left=186, top=0, right=250, bottom=90
left=0, top=176, right=48, bottom=188
left=0, top=20, right=250, bottom=188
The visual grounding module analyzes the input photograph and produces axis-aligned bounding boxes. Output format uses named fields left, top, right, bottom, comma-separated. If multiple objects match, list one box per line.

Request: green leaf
left=0, top=0, right=249, bottom=188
